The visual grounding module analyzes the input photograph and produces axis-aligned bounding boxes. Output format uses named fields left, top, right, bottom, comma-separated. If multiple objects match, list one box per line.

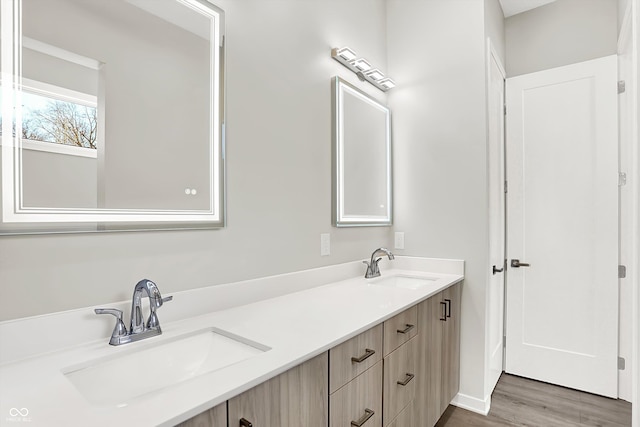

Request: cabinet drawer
left=329, top=324, right=383, bottom=393
left=386, top=401, right=415, bottom=427
left=383, top=305, right=418, bottom=356
left=330, top=361, right=383, bottom=427
left=383, top=336, right=418, bottom=425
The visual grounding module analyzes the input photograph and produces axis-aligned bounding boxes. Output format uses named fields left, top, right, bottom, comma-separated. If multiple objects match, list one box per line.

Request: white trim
left=20, top=76, right=97, bottom=106
left=22, top=36, right=100, bottom=70
left=21, top=139, right=97, bottom=159
left=450, top=392, right=491, bottom=416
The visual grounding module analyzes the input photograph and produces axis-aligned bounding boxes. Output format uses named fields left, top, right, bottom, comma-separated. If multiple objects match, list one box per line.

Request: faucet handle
left=95, top=308, right=128, bottom=342
left=161, top=296, right=173, bottom=304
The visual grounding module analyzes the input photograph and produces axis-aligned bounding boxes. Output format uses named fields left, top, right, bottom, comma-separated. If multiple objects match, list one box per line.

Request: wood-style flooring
left=435, top=374, right=631, bottom=427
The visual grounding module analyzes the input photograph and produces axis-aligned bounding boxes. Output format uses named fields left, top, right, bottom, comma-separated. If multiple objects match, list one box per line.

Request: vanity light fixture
left=331, top=46, right=396, bottom=92
left=365, top=69, right=385, bottom=81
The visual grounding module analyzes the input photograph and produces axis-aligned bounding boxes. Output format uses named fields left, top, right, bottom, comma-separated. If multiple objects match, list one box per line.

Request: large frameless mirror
left=0, top=0, right=225, bottom=234
left=331, top=76, right=392, bottom=227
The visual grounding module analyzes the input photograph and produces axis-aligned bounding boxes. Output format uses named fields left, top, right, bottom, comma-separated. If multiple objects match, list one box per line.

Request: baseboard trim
left=451, top=392, right=491, bottom=415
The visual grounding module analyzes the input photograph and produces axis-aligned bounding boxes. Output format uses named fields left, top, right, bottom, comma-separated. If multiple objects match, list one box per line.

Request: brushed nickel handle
left=351, top=408, right=375, bottom=426
left=239, top=418, right=253, bottom=427
left=351, top=348, right=375, bottom=363
left=445, top=299, right=451, bottom=318
left=396, top=323, right=415, bottom=334
left=440, top=301, right=447, bottom=321
left=511, top=259, right=530, bottom=268
left=397, top=372, right=415, bottom=386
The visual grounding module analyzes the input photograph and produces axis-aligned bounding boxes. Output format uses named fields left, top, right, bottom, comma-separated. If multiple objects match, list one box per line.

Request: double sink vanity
left=0, top=256, right=463, bottom=427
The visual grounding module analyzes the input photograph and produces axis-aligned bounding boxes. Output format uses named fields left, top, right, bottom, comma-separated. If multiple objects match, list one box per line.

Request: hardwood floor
left=435, top=374, right=631, bottom=427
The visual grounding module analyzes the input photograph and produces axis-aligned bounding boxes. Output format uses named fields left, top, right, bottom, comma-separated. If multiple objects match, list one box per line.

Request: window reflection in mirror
left=332, top=77, right=392, bottom=227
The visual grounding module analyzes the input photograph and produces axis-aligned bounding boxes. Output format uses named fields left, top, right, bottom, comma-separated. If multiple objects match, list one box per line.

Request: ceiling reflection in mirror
left=0, top=0, right=224, bottom=232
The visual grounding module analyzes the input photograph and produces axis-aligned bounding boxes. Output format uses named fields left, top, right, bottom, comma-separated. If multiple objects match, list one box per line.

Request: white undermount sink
left=62, top=327, right=270, bottom=406
left=368, top=275, right=438, bottom=290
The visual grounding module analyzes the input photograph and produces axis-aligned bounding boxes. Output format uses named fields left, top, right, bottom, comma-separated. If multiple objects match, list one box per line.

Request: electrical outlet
left=320, top=233, right=331, bottom=256
left=394, top=232, right=405, bottom=250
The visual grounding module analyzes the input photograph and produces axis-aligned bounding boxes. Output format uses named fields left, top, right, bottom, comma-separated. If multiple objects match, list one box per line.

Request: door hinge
left=504, top=180, right=508, bottom=194
left=619, top=265, right=627, bottom=279
left=503, top=335, right=506, bottom=348
left=618, top=80, right=626, bottom=94
left=619, top=172, right=627, bottom=186
left=504, top=104, right=507, bottom=115
left=619, top=357, right=626, bottom=370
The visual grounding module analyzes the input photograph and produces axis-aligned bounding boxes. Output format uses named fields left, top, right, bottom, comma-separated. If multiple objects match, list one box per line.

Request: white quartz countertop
left=0, top=265, right=463, bottom=427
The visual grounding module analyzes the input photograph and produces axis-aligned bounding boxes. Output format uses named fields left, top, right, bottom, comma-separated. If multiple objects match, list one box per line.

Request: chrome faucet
left=363, top=247, right=395, bottom=279
left=95, top=279, right=172, bottom=346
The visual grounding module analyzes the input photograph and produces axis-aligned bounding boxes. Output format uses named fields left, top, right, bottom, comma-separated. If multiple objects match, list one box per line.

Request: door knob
left=510, top=259, right=530, bottom=268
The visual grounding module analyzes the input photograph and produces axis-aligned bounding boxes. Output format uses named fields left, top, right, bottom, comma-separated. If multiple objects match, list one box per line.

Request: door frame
left=617, top=0, right=640, bottom=425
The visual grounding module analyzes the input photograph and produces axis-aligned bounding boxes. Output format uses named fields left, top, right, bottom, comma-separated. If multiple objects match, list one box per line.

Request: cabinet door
left=441, top=283, right=461, bottom=414
left=330, top=362, right=383, bottom=427
left=416, top=291, right=445, bottom=427
left=228, top=352, right=329, bottom=427
left=177, top=403, right=226, bottom=427
left=383, top=336, right=418, bottom=426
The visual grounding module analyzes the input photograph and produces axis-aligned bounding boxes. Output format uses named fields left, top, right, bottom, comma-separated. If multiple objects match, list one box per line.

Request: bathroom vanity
left=180, top=282, right=461, bottom=427
left=0, top=257, right=463, bottom=427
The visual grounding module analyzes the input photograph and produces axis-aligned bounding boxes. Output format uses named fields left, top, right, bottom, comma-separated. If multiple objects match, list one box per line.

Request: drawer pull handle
left=397, top=372, right=415, bottom=386
left=440, top=301, right=447, bottom=321
left=396, top=323, right=415, bottom=334
left=445, top=299, right=451, bottom=318
left=239, top=418, right=253, bottom=427
left=351, top=348, right=375, bottom=363
left=351, top=408, right=375, bottom=426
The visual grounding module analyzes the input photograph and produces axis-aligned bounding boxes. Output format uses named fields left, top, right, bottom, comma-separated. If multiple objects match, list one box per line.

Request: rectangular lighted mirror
left=0, top=0, right=225, bottom=234
left=332, top=76, right=392, bottom=227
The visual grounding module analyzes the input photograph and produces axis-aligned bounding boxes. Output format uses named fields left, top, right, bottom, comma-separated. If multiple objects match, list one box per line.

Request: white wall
left=0, top=0, right=393, bottom=321
left=485, top=0, right=506, bottom=65
left=386, top=0, right=490, bottom=405
left=505, top=0, right=618, bottom=76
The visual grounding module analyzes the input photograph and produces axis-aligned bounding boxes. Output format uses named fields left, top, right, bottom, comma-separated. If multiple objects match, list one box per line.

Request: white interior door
left=486, top=41, right=506, bottom=397
left=505, top=55, right=619, bottom=398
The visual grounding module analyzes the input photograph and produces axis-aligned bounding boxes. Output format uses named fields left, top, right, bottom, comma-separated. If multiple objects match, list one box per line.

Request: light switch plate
left=320, top=233, right=331, bottom=256
left=394, top=232, right=405, bottom=249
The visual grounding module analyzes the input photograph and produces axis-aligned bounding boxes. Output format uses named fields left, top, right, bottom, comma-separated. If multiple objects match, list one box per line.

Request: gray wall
left=0, top=0, right=392, bottom=320
left=22, top=149, right=97, bottom=209
left=387, top=0, right=491, bottom=405
left=505, top=0, right=618, bottom=76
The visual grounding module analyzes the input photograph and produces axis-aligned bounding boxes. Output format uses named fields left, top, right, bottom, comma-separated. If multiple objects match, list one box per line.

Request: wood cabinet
left=415, top=282, right=462, bottom=427
left=227, top=353, right=328, bottom=427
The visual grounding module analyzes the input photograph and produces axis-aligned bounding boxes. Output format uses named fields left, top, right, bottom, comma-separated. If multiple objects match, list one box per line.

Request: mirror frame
left=331, top=76, right=392, bottom=227
left=0, top=0, right=225, bottom=233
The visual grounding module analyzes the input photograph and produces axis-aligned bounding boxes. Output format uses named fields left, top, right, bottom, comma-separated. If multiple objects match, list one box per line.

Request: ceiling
left=499, top=0, right=558, bottom=17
